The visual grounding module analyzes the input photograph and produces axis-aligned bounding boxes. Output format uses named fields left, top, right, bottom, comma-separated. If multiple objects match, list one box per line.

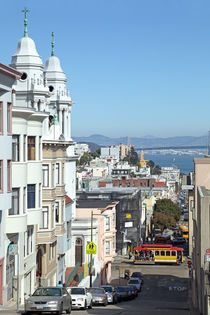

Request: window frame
left=9, top=188, right=20, bottom=215
left=55, top=201, right=59, bottom=223
left=105, top=216, right=110, bottom=231
left=55, top=163, right=60, bottom=185
left=7, top=160, right=12, bottom=192
left=12, top=135, right=20, bottom=162
left=28, top=136, right=36, bottom=161
left=27, top=184, right=36, bottom=209
left=41, top=206, right=49, bottom=229
left=105, top=241, right=110, bottom=255
left=7, top=102, right=12, bottom=134
left=42, top=164, right=49, bottom=187
left=0, top=102, right=3, bottom=135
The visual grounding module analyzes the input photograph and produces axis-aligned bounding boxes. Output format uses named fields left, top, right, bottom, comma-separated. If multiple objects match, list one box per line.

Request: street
left=0, top=261, right=191, bottom=315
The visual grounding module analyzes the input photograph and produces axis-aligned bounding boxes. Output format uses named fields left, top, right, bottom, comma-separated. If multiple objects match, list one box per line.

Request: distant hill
left=72, top=134, right=207, bottom=149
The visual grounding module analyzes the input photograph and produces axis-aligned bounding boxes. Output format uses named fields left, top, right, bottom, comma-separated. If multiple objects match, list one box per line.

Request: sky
left=1, top=0, right=210, bottom=138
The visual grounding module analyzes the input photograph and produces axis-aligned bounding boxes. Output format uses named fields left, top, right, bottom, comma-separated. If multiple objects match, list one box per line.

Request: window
left=172, top=251, right=176, bottom=256
left=9, top=188, right=19, bottom=215
left=155, top=251, right=159, bottom=256
left=23, top=187, right=26, bottom=213
left=24, top=231, right=27, bottom=257
left=27, top=184, right=35, bottom=209
left=161, top=251, right=165, bottom=256
left=55, top=163, right=60, bottom=185
left=39, top=136, right=42, bottom=160
left=67, top=221, right=71, bottom=239
left=105, top=241, right=110, bottom=255
left=0, top=102, right=3, bottom=134
left=55, top=202, right=59, bottom=223
left=42, top=164, right=49, bottom=187
left=28, top=136, right=35, bottom=160
left=27, top=226, right=33, bottom=255
left=39, top=183, right=41, bottom=208
left=23, top=135, right=26, bottom=161
left=7, top=160, right=12, bottom=191
left=12, top=135, right=19, bottom=161
left=166, top=251, right=170, bottom=256
left=52, top=205, right=55, bottom=228
left=105, top=217, right=110, bottom=231
left=41, top=206, right=49, bottom=229
left=7, top=103, right=12, bottom=134
left=49, top=242, right=56, bottom=260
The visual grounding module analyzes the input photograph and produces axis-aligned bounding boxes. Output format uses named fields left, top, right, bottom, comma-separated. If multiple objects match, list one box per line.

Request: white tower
left=44, top=33, right=78, bottom=218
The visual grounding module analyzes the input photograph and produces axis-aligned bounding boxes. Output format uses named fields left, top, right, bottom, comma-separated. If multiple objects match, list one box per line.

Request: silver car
left=88, top=287, right=108, bottom=306
left=25, top=287, right=72, bottom=315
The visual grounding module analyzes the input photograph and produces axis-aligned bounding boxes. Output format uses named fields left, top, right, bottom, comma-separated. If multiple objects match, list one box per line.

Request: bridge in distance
left=135, top=145, right=206, bottom=151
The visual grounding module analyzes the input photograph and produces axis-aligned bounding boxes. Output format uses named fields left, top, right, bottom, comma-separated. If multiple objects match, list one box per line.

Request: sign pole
left=90, top=211, right=93, bottom=287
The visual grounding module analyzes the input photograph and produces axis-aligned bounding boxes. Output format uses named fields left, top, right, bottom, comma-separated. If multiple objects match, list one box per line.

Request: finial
left=22, top=7, right=30, bottom=37
left=51, top=32, right=55, bottom=56
left=53, top=103, right=59, bottom=125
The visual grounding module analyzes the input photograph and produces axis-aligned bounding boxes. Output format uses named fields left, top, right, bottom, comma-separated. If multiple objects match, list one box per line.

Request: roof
left=77, top=199, right=116, bottom=209
left=0, top=62, right=22, bottom=78
left=65, top=195, right=74, bottom=205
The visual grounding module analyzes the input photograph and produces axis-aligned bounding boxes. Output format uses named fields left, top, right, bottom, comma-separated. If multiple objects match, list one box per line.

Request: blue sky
left=1, top=0, right=210, bottom=138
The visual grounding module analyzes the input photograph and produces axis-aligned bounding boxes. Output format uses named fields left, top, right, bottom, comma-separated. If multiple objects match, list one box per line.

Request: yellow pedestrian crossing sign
left=86, top=242, right=96, bottom=254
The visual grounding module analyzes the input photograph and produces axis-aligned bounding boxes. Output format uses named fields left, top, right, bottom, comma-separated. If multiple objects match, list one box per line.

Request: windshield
left=89, top=288, right=104, bottom=294
left=33, top=288, right=61, bottom=296
left=129, top=280, right=139, bottom=284
left=102, top=286, right=112, bottom=292
left=70, top=288, right=85, bottom=295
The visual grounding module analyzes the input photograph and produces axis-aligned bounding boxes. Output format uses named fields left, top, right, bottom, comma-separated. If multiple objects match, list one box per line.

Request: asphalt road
left=0, top=261, right=190, bottom=315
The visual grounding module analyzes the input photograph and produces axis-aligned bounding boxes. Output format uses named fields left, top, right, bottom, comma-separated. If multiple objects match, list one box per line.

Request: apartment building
left=0, top=63, right=21, bottom=304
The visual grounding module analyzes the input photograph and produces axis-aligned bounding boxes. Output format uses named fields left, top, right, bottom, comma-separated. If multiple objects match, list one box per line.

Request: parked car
left=67, top=287, right=92, bottom=310
left=114, top=286, right=129, bottom=301
left=125, top=286, right=133, bottom=300
left=127, top=278, right=141, bottom=292
left=87, top=287, right=108, bottom=306
left=101, top=285, right=118, bottom=304
left=131, top=272, right=144, bottom=284
left=172, top=237, right=186, bottom=244
left=127, top=284, right=138, bottom=298
left=25, top=286, right=72, bottom=315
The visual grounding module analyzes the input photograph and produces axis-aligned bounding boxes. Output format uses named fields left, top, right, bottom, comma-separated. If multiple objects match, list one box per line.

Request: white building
left=74, top=143, right=90, bottom=158
left=100, top=146, right=120, bottom=162
left=7, top=16, right=49, bottom=304
left=0, top=63, right=21, bottom=304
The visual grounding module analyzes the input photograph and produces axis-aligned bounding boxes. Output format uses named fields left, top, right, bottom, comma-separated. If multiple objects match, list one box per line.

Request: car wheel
left=88, top=300, right=92, bottom=309
left=82, top=301, right=87, bottom=310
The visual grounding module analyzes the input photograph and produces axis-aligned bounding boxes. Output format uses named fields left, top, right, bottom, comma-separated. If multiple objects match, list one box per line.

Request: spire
left=53, top=103, right=59, bottom=125
left=51, top=32, right=55, bottom=56
left=22, top=7, right=29, bottom=37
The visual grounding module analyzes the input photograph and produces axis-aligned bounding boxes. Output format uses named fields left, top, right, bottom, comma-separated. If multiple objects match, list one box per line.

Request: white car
left=67, top=287, right=92, bottom=310
left=127, top=278, right=141, bottom=292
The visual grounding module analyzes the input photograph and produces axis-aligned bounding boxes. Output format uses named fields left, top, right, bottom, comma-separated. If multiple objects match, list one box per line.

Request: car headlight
left=26, top=300, right=33, bottom=305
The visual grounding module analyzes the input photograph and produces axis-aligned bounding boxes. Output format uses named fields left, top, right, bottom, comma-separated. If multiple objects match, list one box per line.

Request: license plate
left=36, top=305, right=44, bottom=309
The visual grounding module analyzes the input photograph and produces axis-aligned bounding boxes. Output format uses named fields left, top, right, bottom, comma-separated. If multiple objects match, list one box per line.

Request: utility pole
left=89, top=211, right=93, bottom=287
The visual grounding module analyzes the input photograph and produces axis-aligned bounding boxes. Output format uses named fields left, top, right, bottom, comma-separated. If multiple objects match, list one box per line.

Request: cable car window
left=166, top=251, right=170, bottom=256
left=155, top=251, right=159, bottom=255
left=161, top=251, right=165, bottom=256
left=172, top=251, right=176, bottom=256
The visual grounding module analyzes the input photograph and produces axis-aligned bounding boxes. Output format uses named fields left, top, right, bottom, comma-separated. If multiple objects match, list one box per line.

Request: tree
left=147, top=160, right=155, bottom=168
left=152, top=165, right=161, bottom=175
left=123, top=147, right=139, bottom=166
left=155, top=198, right=180, bottom=221
left=152, top=212, right=176, bottom=231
